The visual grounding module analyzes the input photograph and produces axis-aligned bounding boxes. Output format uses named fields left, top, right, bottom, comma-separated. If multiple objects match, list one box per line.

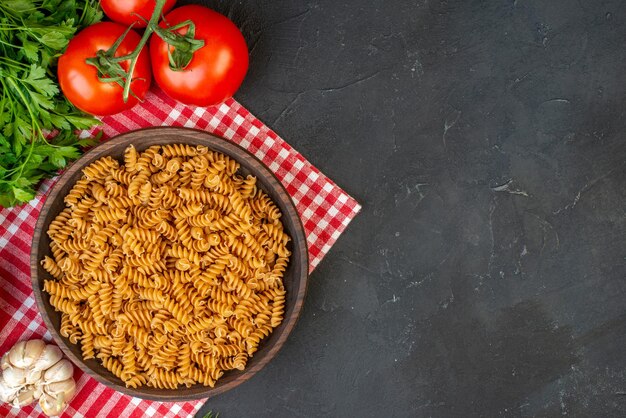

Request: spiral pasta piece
left=187, top=213, right=214, bottom=227
left=172, top=202, right=203, bottom=219
left=128, top=170, right=149, bottom=198
left=81, top=333, right=95, bottom=360
left=219, top=352, right=248, bottom=371
left=93, top=207, right=127, bottom=223
left=41, top=256, right=63, bottom=280
left=126, top=374, right=148, bottom=388
left=149, top=368, right=185, bottom=389
left=64, top=178, right=90, bottom=207
left=162, top=295, right=191, bottom=325
left=224, top=270, right=253, bottom=299
left=178, top=188, right=212, bottom=203
left=168, top=244, right=201, bottom=264
left=245, top=325, right=273, bottom=355
left=269, top=288, right=286, bottom=327
left=83, top=156, right=118, bottom=181
left=139, top=181, right=152, bottom=204
left=161, top=143, right=203, bottom=157
left=136, top=145, right=161, bottom=172
left=124, top=144, right=138, bottom=171
left=109, top=168, right=133, bottom=185
left=49, top=295, right=79, bottom=314
left=91, top=183, right=108, bottom=203
left=71, top=196, right=95, bottom=219
left=102, top=357, right=124, bottom=380
left=192, top=351, right=218, bottom=371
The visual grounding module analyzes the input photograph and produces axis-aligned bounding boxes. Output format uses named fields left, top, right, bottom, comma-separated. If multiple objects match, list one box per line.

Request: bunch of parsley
left=0, top=0, right=103, bottom=208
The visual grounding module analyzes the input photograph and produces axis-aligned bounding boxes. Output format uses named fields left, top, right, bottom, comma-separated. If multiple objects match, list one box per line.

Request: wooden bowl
left=30, top=127, right=309, bottom=401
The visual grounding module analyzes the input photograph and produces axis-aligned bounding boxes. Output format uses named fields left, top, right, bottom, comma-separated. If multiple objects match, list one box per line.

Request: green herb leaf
left=39, top=31, right=70, bottom=50
left=3, top=0, right=35, bottom=12
left=0, top=193, right=17, bottom=208
left=49, top=151, right=65, bottom=168
left=65, top=114, right=102, bottom=130
left=78, top=1, right=104, bottom=28
left=56, top=145, right=81, bottom=159
left=26, top=64, right=59, bottom=96
left=12, top=186, right=35, bottom=202
left=21, top=41, right=39, bottom=62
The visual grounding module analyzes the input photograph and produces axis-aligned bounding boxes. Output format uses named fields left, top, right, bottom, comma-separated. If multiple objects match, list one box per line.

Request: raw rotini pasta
left=41, top=143, right=291, bottom=390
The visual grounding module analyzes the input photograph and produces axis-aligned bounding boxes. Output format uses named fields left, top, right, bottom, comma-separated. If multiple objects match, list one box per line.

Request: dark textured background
left=187, top=0, right=626, bottom=416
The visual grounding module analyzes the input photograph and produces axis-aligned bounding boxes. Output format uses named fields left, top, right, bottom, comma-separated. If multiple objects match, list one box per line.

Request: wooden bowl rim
left=30, top=127, right=309, bottom=401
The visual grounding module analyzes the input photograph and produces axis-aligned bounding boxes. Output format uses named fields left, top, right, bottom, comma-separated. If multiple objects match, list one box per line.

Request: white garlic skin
left=2, top=365, right=27, bottom=388
left=25, top=340, right=46, bottom=368
left=44, top=378, right=76, bottom=398
left=12, top=385, right=37, bottom=408
left=33, top=382, right=44, bottom=400
left=25, top=368, right=43, bottom=385
left=8, top=340, right=45, bottom=369
left=39, top=378, right=76, bottom=417
left=0, top=353, right=10, bottom=370
left=7, top=342, right=26, bottom=369
left=39, top=392, right=67, bottom=417
left=0, top=374, right=20, bottom=403
left=43, top=359, right=73, bottom=384
left=33, top=345, right=63, bottom=372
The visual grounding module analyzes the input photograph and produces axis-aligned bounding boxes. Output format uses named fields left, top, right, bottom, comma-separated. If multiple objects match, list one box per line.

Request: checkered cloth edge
left=0, top=88, right=361, bottom=418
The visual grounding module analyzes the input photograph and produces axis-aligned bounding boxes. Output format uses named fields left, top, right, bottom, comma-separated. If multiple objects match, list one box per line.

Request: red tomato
left=101, top=0, right=176, bottom=28
left=149, top=5, right=249, bottom=107
left=58, top=22, right=152, bottom=116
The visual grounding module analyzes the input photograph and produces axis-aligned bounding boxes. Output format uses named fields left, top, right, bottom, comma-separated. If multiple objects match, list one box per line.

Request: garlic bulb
left=0, top=340, right=75, bottom=417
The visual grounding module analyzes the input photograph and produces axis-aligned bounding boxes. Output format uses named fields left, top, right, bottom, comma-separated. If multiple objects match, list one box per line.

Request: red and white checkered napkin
left=0, top=88, right=361, bottom=418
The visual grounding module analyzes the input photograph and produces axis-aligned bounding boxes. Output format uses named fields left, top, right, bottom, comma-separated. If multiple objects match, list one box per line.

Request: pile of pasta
left=41, top=143, right=290, bottom=389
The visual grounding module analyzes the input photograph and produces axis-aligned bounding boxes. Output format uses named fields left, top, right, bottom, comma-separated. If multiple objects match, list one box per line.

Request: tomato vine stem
left=85, top=0, right=205, bottom=103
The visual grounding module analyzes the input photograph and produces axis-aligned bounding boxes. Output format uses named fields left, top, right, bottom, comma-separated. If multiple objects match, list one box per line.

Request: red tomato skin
left=101, top=0, right=177, bottom=28
left=149, top=5, right=249, bottom=107
left=58, top=22, right=152, bottom=116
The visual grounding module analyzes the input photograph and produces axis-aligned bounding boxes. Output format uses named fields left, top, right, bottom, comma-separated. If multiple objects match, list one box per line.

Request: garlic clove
left=1, top=353, right=9, bottom=370
left=39, top=391, right=70, bottom=417
left=43, top=359, right=73, bottom=383
left=7, top=341, right=26, bottom=368
left=2, top=365, right=27, bottom=388
left=33, top=344, right=63, bottom=371
left=25, top=368, right=43, bottom=385
left=23, top=340, right=46, bottom=369
left=8, top=340, right=46, bottom=368
left=44, top=377, right=76, bottom=399
left=0, top=374, right=21, bottom=403
left=11, top=385, right=37, bottom=407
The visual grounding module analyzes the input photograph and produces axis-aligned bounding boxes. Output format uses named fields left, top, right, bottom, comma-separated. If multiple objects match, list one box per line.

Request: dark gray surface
left=190, top=0, right=626, bottom=417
